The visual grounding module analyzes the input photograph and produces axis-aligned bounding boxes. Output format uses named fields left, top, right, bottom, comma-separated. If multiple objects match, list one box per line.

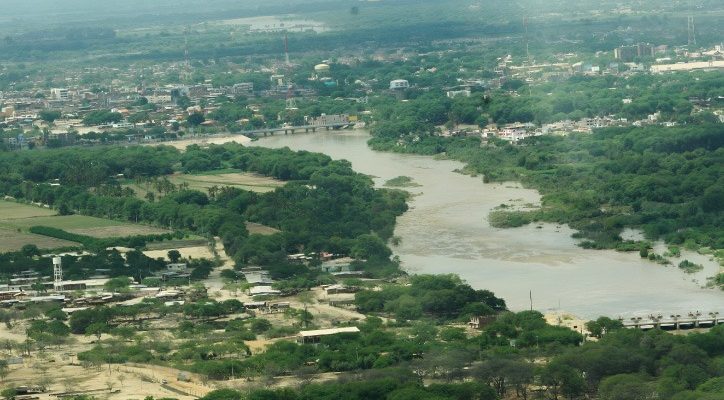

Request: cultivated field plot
left=172, top=172, right=285, bottom=193
left=0, top=227, right=78, bottom=251
left=0, top=200, right=57, bottom=220
left=4, top=214, right=170, bottom=238
left=124, top=171, right=285, bottom=200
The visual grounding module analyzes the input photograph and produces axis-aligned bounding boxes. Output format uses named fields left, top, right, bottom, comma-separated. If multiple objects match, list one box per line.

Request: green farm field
left=0, top=201, right=171, bottom=248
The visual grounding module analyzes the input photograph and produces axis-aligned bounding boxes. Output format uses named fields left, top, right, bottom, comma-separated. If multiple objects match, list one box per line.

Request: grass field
left=2, top=214, right=170, bottom=238
left=125, top=171, right=285, bottom=199
left=0, top=201, right=171, bottom=252
left=0, top=227, right=78, bottom=251
left=0, top=201, right=57, bottom=219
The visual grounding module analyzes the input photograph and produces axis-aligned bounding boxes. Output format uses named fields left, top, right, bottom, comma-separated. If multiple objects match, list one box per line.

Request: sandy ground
left=144, top=245, right=214, bottom=261
left=545, top=312, right=589, bottom=336
left=154, top=134, right=251, bottom=151
left=2, top=358, right=209, bottom=400
left=1, top=239, right=370, bottom=398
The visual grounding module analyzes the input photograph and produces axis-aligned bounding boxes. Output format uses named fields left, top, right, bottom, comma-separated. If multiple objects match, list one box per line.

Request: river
left=251, top=130, right=722, bottom=319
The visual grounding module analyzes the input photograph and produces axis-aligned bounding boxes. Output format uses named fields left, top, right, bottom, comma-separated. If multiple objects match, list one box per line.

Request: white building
left=447, top=90, right=471, bottom=98
left=50, top=88, right=70, bottom=101
left=389, top=79, right=410, bottom=90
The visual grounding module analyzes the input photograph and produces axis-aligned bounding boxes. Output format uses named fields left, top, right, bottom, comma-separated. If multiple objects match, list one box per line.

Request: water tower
left=53, top=256, right=64, bottom=291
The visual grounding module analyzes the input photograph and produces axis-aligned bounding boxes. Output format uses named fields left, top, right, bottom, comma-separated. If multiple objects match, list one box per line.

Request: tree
left=0, top=360, right=9, bottom=382
left=1, top=388, right=16, bottom=400
left=167, top=249, right=182, bottom=263
left=199, top=389, right=242, bottom=400
left=104, top=277, right=130, bottom=293
left=85, top=322, right=110, bottom=341
left=541, top=362, right=585, bottom=400
left=187, top=113, right=205, bottom=126
left=598, top=374, right=657, bottom=400
left=21, top=244, right=40, bottom=257
left=250, top=319, right=272, bottom=334
left=297, top=309, right=313, bottom=328
left=586, top=317, right=624, bottom=338
left=39, top=110, right=62, bottom=124
left=31, top=281, right=47, bottom=294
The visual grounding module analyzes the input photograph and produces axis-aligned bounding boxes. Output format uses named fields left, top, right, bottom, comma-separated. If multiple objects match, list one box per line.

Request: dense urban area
left=0, top=1, right=722, bottom=400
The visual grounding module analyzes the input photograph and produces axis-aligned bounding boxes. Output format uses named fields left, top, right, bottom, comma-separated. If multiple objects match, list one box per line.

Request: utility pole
left=529, top=290, right=533, bottom=311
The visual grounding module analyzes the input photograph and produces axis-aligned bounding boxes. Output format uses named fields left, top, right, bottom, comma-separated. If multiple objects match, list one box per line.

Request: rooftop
left=298, top=327, right=360, bottom=337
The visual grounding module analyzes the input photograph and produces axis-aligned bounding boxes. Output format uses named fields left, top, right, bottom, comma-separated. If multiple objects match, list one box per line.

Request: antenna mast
left=284, top=33, right=290, bottom=66
left=284, top=33, right=297, bottom=110
left=524, top=17, right=530, bottom=62
left=687, top=1, right=696, bottom=48
left=184, top=26, right=191, bottom=72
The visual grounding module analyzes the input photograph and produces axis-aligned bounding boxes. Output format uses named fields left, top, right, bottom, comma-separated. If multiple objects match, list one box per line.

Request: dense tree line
left=0, top=143, right=407, bottom=269
left=0, top=248, right=166, bottom=280
left=355, top=274, right=506, bottom=322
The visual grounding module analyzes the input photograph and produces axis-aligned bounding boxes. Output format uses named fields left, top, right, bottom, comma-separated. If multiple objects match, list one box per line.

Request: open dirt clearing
left=172, top=172, right=285, bottom=193
left=69, top=225, right=170, bottom=238
left=245, top=222, right=280, bottom=235
left=144, top=245, right=214, bottom=261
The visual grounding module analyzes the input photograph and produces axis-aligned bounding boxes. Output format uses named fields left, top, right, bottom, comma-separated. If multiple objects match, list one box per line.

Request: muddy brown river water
left=253, top=130, right=722, bottom=319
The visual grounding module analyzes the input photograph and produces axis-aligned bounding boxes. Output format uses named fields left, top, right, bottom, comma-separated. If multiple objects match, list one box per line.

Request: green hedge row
left=29, top=225, right=178, bottom=250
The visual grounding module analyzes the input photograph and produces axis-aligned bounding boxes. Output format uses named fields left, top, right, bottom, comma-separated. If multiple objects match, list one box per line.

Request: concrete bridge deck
left=244, top=123, right=349, bottom=136
left=621, top=312, right=721, bottom=330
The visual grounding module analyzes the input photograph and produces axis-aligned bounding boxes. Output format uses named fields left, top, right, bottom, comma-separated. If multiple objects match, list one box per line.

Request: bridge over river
left=622, top=311, right=722, bottom=330
left=244, top=122, right=350, bottom=137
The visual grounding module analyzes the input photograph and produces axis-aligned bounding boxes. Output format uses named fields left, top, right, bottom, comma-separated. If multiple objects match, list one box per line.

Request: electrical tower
left=687, top=16, right=696, bottom=48
left=53, top=256, right=63, bottom=291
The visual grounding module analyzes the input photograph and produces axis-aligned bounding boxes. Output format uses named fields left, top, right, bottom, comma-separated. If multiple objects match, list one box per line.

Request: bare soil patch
left=172, top=172, right=284, bottom=193
left=68, top=225, right=170, bottom=238
left=246, top=222, right=281, bottom=235
left=144, top=245, right=214, bottom=261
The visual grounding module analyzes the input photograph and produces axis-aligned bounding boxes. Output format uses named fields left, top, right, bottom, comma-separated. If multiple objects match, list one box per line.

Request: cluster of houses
left=440, top=110, right=694, bottom=144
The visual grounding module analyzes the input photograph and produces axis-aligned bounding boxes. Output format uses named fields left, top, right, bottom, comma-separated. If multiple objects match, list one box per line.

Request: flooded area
left=252, top=130, right=723, bottom=319
left=213, top=15, right=329, bottom=33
